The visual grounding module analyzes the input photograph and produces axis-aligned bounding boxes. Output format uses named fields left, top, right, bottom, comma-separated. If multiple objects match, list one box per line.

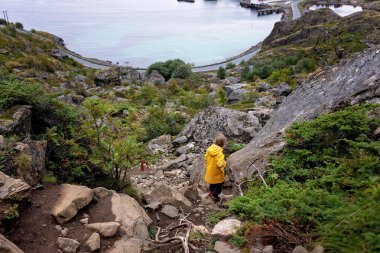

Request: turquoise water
left=309, top=4, right=363, bottom=17
left=0, top=0, right=281, bottom=67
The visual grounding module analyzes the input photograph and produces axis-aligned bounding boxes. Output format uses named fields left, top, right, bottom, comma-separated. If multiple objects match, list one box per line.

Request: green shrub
left=30, top=28, right=36, bottom=33
left=179, top=92, right=212, bottom=111
left=15, top=22, right=23, bottom=29
left=217, top=67, right=226, bottom=79
left=226, top=63, right=236, bottom=69
left=228, top=104, right=380, bottom=251
left=216, top=88, right=228, bottom=106
left=294, top=58, right=317, bottom=73
left=207, top=210, right=230, bottom=226
left=171, top=64, right=192, bottom=79
left=226, top=141, right=245, bottom=153
left=267, top=68, right=292, bottom=86
left=141, top=106, right=187, bottom=140
left=0, top=77, right=78, bottom=129
left=230, top=231, right=246, bottom=249
left=0, top=19, right=6, bottom=25
left=147, top=59, right=191, bottom=81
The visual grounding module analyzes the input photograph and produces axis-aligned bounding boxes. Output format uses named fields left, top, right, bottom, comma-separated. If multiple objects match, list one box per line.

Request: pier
left=240, top=0, right=283, bottom=16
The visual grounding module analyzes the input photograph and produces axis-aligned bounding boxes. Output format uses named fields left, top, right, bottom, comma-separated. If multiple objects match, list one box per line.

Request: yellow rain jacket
left=204, top=144, right=227, bottom=184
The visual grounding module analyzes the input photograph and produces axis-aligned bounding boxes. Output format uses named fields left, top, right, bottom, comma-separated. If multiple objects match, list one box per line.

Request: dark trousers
left=209, top=182, right=223, bottom=199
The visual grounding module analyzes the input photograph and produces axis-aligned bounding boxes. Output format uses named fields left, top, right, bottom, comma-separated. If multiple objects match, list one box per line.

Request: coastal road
left=292, top=0, right=302, bottom=19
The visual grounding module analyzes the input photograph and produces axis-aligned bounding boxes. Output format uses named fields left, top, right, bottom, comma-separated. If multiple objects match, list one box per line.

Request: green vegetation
left=207, top=210, right=230, bottom=226
left=147, top=59, right=192, bottom=81
left=0, top=76, right=78, bottom=130
left=15, top=22, right=23, bottom=29
left=216, top=88, right=228, bottom=106
left=141, top=106, right=187, bottom=141
left=217, top=66, right=226, bottom=79
left=228, top=104, right=380, bottom=252
left=226, top=63, right=236, bottom=69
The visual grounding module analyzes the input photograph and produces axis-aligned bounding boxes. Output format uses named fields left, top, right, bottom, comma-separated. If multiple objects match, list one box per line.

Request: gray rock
left=144, top=201, right=162, bottom=212
left=74, top=75, right=86, bottom=83
left=179, top=106, right=261, bottom=144
left=257, top=82, right=272, bottom=92
left=228, top=89, right=248, bottom=103
left=94, top=67, right=143, bottom=86
left=105, top=237, right=142, bottom=253
left=57, top=237, right=80, bottom=253
left=0, top=135, right=5, bottom=149
left=85, top=232, right=100, bottom=252
left=292, top=246, right=309, bottom=253
left=147, top=70, right=166, bottom=85
left=160, top=205, right=179, bottom=218
left=255, top=95, right=277, bottom=108
left=0, top=233, right=24, bottom=253
left=263, top=245, right=274, bottom=253
left=227, top=77, right=240, bottom=84
left=176, top=142, right=195, bottom=155
left=110, top=192, right=152, bottom=240
left=0, top=105, right=32, bottom=137
left=214, top=241, right=241, bottom=253
left=80, top=218, right=89, bottom=224
left=160, top=154, right=187, bottom=171
left=211, top=218, right=241, bottom=239
left=249, top=248, right=262, bottom=253
left=311, top=245, right=324, bottom=253
left=0, top=172, right=30, bottom=200
left=225, top=83, right=247, bottom=96
left=145, top=183, right=192, bottom=207
left=92, top=187, right=111, bottom=198
left=13, top=139, right=47, bottom=186
left=228, top=46, right=380, bottom=182
left=147, top=135, right=172, bottom=155
left=52, top=184, right=93, bottom=224
left=173, top=136, right=188, bottom=145
left=276, top=82, right=292, bottom=96
left=86, top=222, right=121, bottom=237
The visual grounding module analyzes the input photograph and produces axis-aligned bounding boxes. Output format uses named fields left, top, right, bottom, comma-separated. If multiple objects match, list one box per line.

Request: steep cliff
left=228, top=45, right=380, bottom=181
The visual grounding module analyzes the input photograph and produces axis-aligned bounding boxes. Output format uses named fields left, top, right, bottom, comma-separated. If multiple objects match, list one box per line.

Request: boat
left=178, top=0, right=195, bottom=3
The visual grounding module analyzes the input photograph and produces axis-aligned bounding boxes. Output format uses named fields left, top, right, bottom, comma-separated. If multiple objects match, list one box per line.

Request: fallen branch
left=154, top=221, right=193, bottom=253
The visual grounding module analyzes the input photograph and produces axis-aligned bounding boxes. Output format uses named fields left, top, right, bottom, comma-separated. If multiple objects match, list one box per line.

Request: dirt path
left=7, top=184, right=118, bottom=253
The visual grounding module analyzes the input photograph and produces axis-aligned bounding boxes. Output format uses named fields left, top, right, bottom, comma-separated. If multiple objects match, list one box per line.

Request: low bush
left=217, top=67, right=226, bottom=79
left=228, top=104, right=380, bottom=252
left=147, top=59, right=192, bottom=81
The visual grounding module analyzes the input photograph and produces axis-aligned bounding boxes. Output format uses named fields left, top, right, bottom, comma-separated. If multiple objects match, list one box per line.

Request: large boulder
left=0, top=233, right=24, bottom=253
left=52, top=184, right=93, bottom=223
left=228, top=46, right=380, bottom=181
left=110, top=192, right=152, bottom=239
left=0, top=105, right=32, bottom=137
left=85, top=233, right=100, bottom=252
left=228, top=89, right=248, bottom=103
left=85, top=222, right=121, bottom=237
left=0, top=171, right=30, bottom=200
left=214, top=241, right=241, bottom=253
left=211, top=218, right=242, bottom=239
left=179, top=106, right=261, bottom=145
left=13, top=139, right=47, bottom=186
left=144, top=183, right=192, bottom=207
left=187, top=154, right=207, bottom=191
left=146, top=135, right=172, bottom=155
left=57, top=237, right=80, bottom=253
left=147, top=70, right=166, bottom=85
left=106, top=237, right=142, bottom=253
left=94, top=67, right=143, bottom=86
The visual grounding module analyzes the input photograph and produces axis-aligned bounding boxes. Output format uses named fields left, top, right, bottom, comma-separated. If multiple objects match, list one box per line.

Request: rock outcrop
left=94, top=67, right=143, bottom=86
left=14, top=139, right=47, bottom=186
left=179, top=106, right=261, bottom=145
left=52, top=184, right=93, bottom=223
left=0, top=105, right=32, bottom=137
left=144, top=183, right=192, bottom=207
left=228, top=46, right=380, bottom=181
left=0, top=172, right=30, bottom=200
left=0, top=233, right=24, bottom=253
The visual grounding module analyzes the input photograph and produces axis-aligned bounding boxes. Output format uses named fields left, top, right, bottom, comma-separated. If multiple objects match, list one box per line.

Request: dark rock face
left=94, top=67, right=143, bottom=86
left=179, top=106, right=261, bottom=145
left=0, top=105, right=32, bottom=137
left=14, top=139, right=48, bottom=186
left=228, top=46, right=380, bottom=181
left=276, top=82, right=292, bottom=96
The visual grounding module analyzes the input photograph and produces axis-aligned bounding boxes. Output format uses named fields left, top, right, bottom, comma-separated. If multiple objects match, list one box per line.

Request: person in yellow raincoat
left=204, top=133, right=227, bottom=202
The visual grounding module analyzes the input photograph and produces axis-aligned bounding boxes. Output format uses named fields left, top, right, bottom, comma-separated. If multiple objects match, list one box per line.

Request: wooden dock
left=240, top=0, right=282, bottom=16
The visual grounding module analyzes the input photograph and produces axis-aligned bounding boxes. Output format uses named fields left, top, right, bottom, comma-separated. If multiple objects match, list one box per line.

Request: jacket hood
left=206, top=144, right=223, bottom=157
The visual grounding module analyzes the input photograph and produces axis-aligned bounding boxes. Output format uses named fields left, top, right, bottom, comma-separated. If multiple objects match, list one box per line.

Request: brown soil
left=7, top=184, right=119, bottom=253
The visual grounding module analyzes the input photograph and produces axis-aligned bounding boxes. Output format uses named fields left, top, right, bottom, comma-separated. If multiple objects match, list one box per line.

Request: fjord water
left=0, top=0, right=281, bottom=67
